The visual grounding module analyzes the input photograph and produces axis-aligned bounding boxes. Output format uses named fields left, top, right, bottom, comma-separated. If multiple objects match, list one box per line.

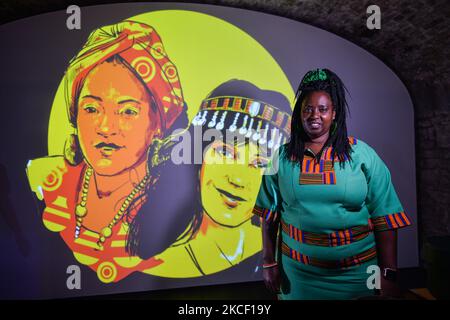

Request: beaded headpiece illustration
left=192, top=80, right=292, bottom=151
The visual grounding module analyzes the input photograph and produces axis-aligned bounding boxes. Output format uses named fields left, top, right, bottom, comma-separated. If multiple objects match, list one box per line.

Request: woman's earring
left=149, top=135, right=177, bottom=169
left=64, top=133, right=83, bottom=165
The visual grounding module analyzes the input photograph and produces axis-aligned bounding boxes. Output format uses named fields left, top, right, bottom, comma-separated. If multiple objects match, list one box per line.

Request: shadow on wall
left=0, top=162, right=30, bottom=257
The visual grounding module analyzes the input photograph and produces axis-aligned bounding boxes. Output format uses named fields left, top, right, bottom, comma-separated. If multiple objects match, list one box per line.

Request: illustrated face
left=301, top=90, right=335, bottom=139
left=200, top=139, right=269, bottom=227
left=77, top=60, right=160, bottom=176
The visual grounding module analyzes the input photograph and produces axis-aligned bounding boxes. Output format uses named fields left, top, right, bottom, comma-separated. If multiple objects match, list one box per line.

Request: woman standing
left=253, top=68, right=412, bottom=299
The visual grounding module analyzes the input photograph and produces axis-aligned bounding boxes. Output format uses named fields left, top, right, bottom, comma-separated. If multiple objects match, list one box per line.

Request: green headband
left=302, top=69, right=328, bottom=84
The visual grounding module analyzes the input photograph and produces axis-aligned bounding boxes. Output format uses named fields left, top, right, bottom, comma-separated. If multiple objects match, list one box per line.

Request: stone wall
left=413, top=82, right=450, bottom=238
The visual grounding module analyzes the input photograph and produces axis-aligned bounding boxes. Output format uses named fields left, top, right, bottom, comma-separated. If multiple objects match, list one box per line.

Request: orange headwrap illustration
left=66, top=20, right=185, bottom=133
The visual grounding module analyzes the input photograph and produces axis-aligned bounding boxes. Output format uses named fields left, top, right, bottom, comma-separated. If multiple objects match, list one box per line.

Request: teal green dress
left=253, top=138, right=412, bottom=300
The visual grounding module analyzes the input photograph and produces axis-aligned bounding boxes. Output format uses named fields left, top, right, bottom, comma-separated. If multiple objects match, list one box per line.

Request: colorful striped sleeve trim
left=370, top=211, right=412, bottom=232
left=252, top=205, right=278, bottom=222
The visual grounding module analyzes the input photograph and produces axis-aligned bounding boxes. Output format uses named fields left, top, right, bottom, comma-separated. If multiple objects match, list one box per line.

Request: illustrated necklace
left=74, top=166, right=150, bottom=248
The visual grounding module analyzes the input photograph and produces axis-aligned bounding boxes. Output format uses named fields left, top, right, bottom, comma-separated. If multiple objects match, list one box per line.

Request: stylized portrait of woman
left=145, top=80, right=292, bottom=277
left=26, top=20, right=194, bottom=283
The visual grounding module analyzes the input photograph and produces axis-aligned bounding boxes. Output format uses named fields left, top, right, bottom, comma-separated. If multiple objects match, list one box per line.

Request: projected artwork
left=26, top=11, right=294, bottom=283
left=0, top=2, right=418, bottom=299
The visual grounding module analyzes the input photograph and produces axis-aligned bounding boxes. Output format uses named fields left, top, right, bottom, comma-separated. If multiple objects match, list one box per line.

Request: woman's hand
left=261, top=214, right=281, bottom=295
left=379, top=277, right=402, bottom=298
left=262, top=264, right=281, bottom=294
left=374, top=230, right=402, bottom=298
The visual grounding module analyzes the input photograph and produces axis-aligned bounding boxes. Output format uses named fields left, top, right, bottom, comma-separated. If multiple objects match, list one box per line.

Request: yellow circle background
left=48, top=9, right=294, bottom=154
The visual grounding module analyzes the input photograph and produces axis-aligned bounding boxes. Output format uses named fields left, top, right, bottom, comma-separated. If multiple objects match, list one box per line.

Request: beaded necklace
left=74, top=166, right=149, bottom=248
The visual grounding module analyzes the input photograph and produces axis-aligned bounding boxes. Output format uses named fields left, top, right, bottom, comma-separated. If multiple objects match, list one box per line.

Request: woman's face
left=301, top=91, right=335, bottom=139
left=200, top=139, right=269, bottom=227
left=77, top=60, right=160, bottom=176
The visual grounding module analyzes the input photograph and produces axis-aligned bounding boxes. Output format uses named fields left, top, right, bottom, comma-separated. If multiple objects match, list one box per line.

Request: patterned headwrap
left=65, top=20, right=185, bottom=132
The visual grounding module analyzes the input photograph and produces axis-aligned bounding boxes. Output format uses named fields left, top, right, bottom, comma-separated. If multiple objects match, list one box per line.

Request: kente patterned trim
left=299, top=137, right=357, bottom=185
left=299, top=172, right=336, bottom=184
left=252, top=205, right=278, bottom=222
left=370, top=211, right=411, bottom=232
left=280, top=219, right=372, bottom=247
left=348, top=136, right=357, bottom=145
left=281, top=241, right=377, bottom=269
